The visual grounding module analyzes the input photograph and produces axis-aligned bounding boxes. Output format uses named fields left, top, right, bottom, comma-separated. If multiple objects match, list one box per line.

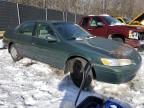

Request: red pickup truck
left=79, top=14, right=144, bottom=48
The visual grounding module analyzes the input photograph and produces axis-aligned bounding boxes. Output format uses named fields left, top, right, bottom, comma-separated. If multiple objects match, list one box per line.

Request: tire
left=68, top=58, right=93, bottom=89
left=9, top=44, right=22, bottom=61
left=112, top=37, right=124, bottom=43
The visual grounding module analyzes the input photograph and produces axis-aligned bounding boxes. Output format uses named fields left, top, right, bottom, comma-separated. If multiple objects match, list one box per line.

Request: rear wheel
left=68, top=58, right=93, bottom=89
left=9, top=44, right=22, bottom=61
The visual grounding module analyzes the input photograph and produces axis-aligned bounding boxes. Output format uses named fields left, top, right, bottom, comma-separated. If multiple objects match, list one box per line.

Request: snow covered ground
left=0, top=48, right=144, bottom=108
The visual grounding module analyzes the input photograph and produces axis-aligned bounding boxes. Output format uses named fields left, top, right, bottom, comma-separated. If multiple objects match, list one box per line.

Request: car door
left=88, top=16, right=107, bottom=37
left=14, top=22, right=36, bottom=58
left=31, top=22, right=67, bottom=68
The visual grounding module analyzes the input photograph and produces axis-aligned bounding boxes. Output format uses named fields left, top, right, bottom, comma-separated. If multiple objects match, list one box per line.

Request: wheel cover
left=70, top=59, right=93, bottom=88
left=10, top=46, right=18, bottom=59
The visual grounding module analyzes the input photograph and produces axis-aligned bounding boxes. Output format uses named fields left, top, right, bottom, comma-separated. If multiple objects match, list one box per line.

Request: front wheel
left=68, top=58, right=93, bottom=89
left=9, top=44, right=22, bottom=61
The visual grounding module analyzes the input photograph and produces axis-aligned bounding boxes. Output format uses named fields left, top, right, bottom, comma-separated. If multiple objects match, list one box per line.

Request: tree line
left=8, top=0, right=144, bottom=18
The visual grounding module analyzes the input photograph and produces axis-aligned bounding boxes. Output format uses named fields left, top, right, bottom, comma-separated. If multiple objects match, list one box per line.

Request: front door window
left=17, top=22, right=35, bottom=36
left=37, top=23, right=56, bottom=40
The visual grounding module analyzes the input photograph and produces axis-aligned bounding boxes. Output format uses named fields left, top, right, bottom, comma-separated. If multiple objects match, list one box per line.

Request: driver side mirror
left=46, top=34, right=57, bottom=42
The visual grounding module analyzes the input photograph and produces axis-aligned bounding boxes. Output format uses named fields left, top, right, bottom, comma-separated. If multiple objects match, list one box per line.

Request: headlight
left=129, top=30, right=139, bottom=39
left=101, top=58, right=133, bottom=66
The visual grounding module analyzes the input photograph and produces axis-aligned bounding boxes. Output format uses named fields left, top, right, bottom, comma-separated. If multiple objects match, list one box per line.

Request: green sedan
left=3, top=21, right=142, bottom=88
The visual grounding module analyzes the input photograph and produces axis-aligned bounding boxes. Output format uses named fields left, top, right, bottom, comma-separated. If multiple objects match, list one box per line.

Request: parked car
left=79, top=14, right=144, bottom=49
left=116, top=13, right=144, bottom=26
left=3, top=21, right=142, bottom=88
left=116, top=16, right=131, bottom=24
left=0, top=31, right=5, bottom=39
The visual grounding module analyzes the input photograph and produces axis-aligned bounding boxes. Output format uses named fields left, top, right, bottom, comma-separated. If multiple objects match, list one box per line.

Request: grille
left=139, top=32, right=144, bottom=40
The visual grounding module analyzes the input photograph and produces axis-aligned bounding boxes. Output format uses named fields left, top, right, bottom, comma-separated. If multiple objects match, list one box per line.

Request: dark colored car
left=3, top=21, right=142, bottom=88
left=79, top=15, right=144, bottom=48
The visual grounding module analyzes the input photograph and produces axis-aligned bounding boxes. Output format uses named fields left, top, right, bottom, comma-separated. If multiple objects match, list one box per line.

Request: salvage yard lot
left=0, top=49, right=144, bottom=108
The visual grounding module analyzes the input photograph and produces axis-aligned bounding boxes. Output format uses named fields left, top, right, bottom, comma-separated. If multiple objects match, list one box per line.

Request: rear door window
left=17, top=22, right=35, bottom=36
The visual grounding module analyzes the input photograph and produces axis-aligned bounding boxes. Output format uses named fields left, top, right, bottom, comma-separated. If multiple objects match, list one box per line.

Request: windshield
left=53, top=22, right=92, bottom=40
left=104, top=16, right=123, bottom=25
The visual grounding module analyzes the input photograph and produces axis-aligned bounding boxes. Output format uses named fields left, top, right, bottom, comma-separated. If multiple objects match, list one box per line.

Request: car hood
left=129, top=13, right=144, bottom=25
left=72, top=37, right=135, bottom=59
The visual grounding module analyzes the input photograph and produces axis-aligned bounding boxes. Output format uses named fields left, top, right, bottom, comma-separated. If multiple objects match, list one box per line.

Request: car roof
left=88, top=14, right=110, bottom=17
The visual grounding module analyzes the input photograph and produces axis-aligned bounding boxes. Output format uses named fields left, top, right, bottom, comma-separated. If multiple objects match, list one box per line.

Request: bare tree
left=8, top=0, right=144, bottom=18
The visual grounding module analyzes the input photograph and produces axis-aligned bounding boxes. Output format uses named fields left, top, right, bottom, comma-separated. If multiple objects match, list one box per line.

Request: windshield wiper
left=67, top=37, right=76, bottom=40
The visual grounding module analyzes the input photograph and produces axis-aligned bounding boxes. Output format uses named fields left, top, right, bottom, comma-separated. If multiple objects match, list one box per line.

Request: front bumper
left=125, top=39, right=144, bottom=49
left=92, top=62, right=141, bottom=84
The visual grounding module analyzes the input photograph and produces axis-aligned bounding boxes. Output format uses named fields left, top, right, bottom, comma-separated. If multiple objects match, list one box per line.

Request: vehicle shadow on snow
left=58, top=75, right=78, bottom=108
left=58, top=75, right=101, bottom=108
